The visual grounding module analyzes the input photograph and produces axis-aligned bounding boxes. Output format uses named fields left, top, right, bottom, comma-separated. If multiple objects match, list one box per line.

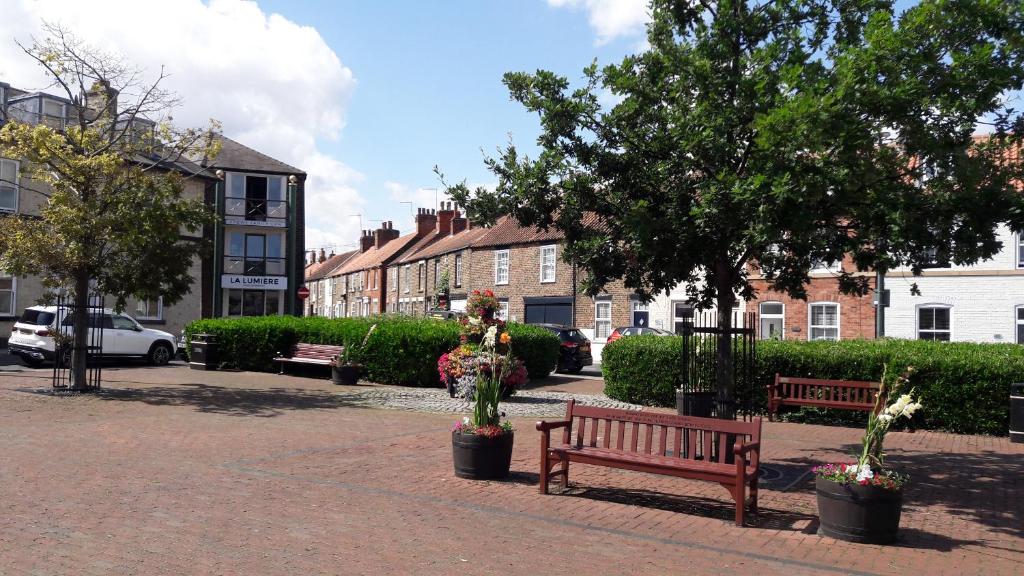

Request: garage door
left=524, top=296, right=573, bottom=326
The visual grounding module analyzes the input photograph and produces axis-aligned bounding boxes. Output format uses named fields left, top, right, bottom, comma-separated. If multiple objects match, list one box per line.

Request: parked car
left=606, top=326, right=674, bottom=345
left=8, top=305, right=177, bottom=367
left=537, top=324, right=593, bottom=374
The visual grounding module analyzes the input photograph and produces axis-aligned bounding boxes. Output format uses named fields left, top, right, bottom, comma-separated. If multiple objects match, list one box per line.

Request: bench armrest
left=536, top=419, right=571, bottom=432
left=734, top=441, right=760, bottom=455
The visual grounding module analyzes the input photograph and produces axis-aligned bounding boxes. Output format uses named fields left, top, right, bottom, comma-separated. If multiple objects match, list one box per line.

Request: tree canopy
left=448, top=0, right=1024, bottom=311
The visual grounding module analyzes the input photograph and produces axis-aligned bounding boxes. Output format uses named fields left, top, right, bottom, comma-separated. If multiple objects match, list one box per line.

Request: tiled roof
left=337, top=232, right=422, bottom=274
left=203, top=135, right=305, bottom=175
left=472, top=216, right=564, bottom=248
left=394, top=229, right=452, bottom=264
left=306, top=250, right=358, bottom=281
left=400, top=226, right=489, bottom=262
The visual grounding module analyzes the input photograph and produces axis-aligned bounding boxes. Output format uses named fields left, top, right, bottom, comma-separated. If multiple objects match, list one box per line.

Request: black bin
left=676, top=389, right=716, bottom=418
left=189, top=334, right=218, bottom=371
left=1011, top=383, right=1024, bottom=444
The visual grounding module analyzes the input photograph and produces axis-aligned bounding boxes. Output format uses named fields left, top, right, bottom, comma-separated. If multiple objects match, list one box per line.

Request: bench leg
left=734, top=483, right=746, bottom=526
left=559, top=454, right=569, bottom=489
left=747, top=476, right=759, bottom=514
left=539, top=449, right=549, bottom=495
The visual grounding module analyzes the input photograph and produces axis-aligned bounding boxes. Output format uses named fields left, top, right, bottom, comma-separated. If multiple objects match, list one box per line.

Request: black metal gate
left=52, top=295, right=104, bottom=391
left=678, top=309, right=757, bottom=419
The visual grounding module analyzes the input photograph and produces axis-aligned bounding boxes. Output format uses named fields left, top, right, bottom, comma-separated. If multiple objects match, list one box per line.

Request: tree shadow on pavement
left=97, top=383, right=342, bottom=417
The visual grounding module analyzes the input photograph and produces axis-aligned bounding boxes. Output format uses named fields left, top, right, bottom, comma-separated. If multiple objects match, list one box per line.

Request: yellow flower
left=500, top=332, right=511, bottom=344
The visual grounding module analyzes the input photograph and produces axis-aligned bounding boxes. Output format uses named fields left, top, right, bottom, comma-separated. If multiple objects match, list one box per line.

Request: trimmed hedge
left=184, top=315, right=559, bottom=386
left=602, top=337, right=1024, bottom=435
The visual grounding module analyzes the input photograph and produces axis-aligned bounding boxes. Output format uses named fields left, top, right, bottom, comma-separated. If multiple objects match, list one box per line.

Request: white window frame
left=670, top=301, right=693, bottom=335
left=403, top=265, right=411, bottom=293
left=1017, top=232, right=1024, bottom=269
left=539, top=244, right=557, bottom=283
left=495, top=250, right=510, bottom=285
left=758, top=301, right=785, bottom=340
left=418, top=262, right=426, bottom=292
left=0, top=158, right=19, bottom=213
left=808, top=302, right=840, bottom=341
left=1016, top=305, right=1024, bottom=344
left=135, top=296, right=163, bottom=321
left=0, top=271, right=16, bottom=316
left=595, top=300, right=612, bottom=340
left=497, top=300, right=509, bottom=321
left=916, top=304, right=953, bottom=341
left=455, top=254, right=463, bottom=287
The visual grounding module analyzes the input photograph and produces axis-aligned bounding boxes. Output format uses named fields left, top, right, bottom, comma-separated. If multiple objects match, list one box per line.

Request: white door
left=111, top=314, right=146, bottom=355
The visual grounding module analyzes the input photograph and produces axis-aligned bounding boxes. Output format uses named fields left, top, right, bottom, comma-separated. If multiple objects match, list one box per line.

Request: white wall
left=885, top=225, right=1024, bottom=343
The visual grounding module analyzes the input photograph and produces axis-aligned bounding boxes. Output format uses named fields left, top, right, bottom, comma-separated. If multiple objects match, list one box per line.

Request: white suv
left=8, top=306, right=177, bottom=367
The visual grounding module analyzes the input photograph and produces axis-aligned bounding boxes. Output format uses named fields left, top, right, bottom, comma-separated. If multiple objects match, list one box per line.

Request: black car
left=537, top=324, right=593, bottom=374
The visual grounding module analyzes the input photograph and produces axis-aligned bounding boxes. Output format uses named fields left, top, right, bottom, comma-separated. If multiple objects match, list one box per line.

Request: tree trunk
left=714, top=269, right=736, bottom=420
left=70, top=271, right=91, bottom=390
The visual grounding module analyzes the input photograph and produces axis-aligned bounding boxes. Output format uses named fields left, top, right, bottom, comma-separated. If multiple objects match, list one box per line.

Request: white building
left=885, top=225, right=1024, bottom=343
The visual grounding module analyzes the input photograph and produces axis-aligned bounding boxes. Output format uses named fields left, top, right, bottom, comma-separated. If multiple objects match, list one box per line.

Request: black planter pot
left=331, top=365, right=360, bottom=385
left=816, top=476, right=903, bottom=544
left=451, top=430, right=514, bottom=480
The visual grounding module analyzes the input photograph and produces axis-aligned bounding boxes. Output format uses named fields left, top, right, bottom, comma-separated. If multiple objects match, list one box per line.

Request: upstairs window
left=0, top=158, right=18, bottom=213
left=495, top=250, right=510, bottom=285
left=1017, top=232, right=1024, bottom=269
left=403, top=265, right=411, bottom=293
left=539, top=245, right=556, bottom=283
left=455, top=254, right=464, bottom=287
left=917, top=305, right=951, bottom=341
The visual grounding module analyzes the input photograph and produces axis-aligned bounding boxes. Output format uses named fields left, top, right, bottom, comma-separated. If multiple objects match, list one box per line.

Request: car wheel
left=565, top=363, right=583, bottom=375
left=148, top=342, right=173, bottom=366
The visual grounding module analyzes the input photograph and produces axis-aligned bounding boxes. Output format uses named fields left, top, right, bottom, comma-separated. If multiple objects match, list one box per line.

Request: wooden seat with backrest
left=767, top=373, right=880, bottom=420
left=272, top=343, right=344, bottom=374
left=536, top=399, right=762, bottom=526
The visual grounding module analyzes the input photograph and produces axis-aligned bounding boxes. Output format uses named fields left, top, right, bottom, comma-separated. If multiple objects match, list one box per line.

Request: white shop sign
left=221, top=275, right=288, bottom=290
left=225, top=217, right=287, bottom=228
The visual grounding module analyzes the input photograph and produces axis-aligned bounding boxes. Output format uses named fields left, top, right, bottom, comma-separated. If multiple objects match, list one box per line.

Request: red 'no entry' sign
left=297, top=286, right=310, bottom=300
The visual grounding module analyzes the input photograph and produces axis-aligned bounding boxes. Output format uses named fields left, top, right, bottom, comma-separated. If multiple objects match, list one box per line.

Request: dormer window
left=7, top=93, right=67, bottom=129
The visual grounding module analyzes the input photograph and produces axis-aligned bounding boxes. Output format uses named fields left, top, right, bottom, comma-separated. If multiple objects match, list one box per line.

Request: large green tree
left=0, top=25, right=218, bottom=388
left=448, top=0, right=1024, bottom=415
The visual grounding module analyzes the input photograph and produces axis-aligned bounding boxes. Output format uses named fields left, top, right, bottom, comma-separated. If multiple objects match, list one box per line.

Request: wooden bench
left=537, top=399, right=762, bottom=526
left=273, top=343, right=344, bottom=374
left=767, top=374, right=880, bottom=421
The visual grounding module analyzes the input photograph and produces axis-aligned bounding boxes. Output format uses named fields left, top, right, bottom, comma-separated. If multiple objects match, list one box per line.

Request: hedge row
left=184, top=315, right=560, bottom=387
left=602, top=336, right=1024, bottom=435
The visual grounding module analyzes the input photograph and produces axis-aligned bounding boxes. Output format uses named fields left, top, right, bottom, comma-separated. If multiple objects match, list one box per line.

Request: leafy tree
left=447, top=0, right=1024, bottom=415
left=0, top=25, right=219, bottom=388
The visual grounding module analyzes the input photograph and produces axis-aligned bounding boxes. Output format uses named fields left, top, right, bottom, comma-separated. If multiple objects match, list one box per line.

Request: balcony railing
left=223, top=256, right=287, bottom=276
left=224, top=196, right=288, bottom=223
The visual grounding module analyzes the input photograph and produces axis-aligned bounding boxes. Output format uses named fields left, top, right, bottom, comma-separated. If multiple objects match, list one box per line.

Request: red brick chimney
left=451, top=206, right=467, bottom=234
left=359, top=230, right=375, bottom=252
left=318, top=248, right=326, bottom=263
left=415, top=208, right=437, bottom=237
left=374, top=221, right=401, bottom=248
left=436, top=201, right=456, bottom=235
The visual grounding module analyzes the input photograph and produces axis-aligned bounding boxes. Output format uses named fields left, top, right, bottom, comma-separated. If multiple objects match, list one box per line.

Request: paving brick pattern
left=0, top=366, right=1021, bottom=575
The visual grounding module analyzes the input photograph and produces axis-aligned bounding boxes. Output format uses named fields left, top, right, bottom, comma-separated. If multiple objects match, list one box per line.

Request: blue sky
left=259, top=0, right=647, bottom=252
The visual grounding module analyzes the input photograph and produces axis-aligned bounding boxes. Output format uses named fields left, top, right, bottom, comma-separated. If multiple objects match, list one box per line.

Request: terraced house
left=0, top=80, right=307, bottom=339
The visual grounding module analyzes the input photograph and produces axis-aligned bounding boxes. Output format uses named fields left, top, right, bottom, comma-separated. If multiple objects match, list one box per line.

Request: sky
left=0, top=0, right=1000, bottom=256
left=0, top=0, right=650, bottom=255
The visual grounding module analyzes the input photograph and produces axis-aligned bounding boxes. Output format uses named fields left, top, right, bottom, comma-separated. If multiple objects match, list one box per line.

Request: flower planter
left=451, top=430, right=514, bottom=480
left=816, top=476, right=903, bottom=544
left=331, top=365, right=360, bottom=385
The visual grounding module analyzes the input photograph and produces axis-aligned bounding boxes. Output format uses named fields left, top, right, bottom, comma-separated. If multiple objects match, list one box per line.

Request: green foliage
left=602, top=335, right=683, bottom=407
left=602, top=337, right=1024, bottom=435
left=506, top=323, right=560, bottom=378
left=184, top=316, right=560, bottom=386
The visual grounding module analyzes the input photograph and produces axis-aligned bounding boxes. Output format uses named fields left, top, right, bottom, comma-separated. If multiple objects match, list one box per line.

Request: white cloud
left=383, top=181, right=451, bottom=232
left=548, top=0, right=650, bottom=45
left=0, top=0, right=364, bottom=252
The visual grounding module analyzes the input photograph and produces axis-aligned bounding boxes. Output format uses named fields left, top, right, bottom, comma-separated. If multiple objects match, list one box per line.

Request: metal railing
left=223, top=256, right=287, bottom=276
left=224, top=196, right=288, bottom=223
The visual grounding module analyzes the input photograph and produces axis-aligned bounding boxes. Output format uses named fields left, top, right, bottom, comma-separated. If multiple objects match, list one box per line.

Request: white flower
left=845, top=464, right=860, bottom=474
left=877, top=413, right=893, bottom=423
left=468, top=317, right=482, bottom=326
left=463, top=416, right=471, bottom=425
left=483, top=325, right=498, bottom=348
left=886, top=394, right=912, bottom=417
left=902, top=402, right=922, bottom=418
left=855, top=465, right=874, bottom=482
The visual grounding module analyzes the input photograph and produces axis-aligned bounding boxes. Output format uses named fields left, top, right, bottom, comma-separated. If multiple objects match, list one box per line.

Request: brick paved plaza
left=0, top=365, right=1020, bottom=575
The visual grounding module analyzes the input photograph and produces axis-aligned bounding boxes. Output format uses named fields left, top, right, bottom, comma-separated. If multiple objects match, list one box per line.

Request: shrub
left=602, top=335, right=683, bottom=407
left=601, top=336, right=1024, bottom=435
left=506, top=323, right=560, bottom=378
left=184, top=315, right=560, bottom=386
